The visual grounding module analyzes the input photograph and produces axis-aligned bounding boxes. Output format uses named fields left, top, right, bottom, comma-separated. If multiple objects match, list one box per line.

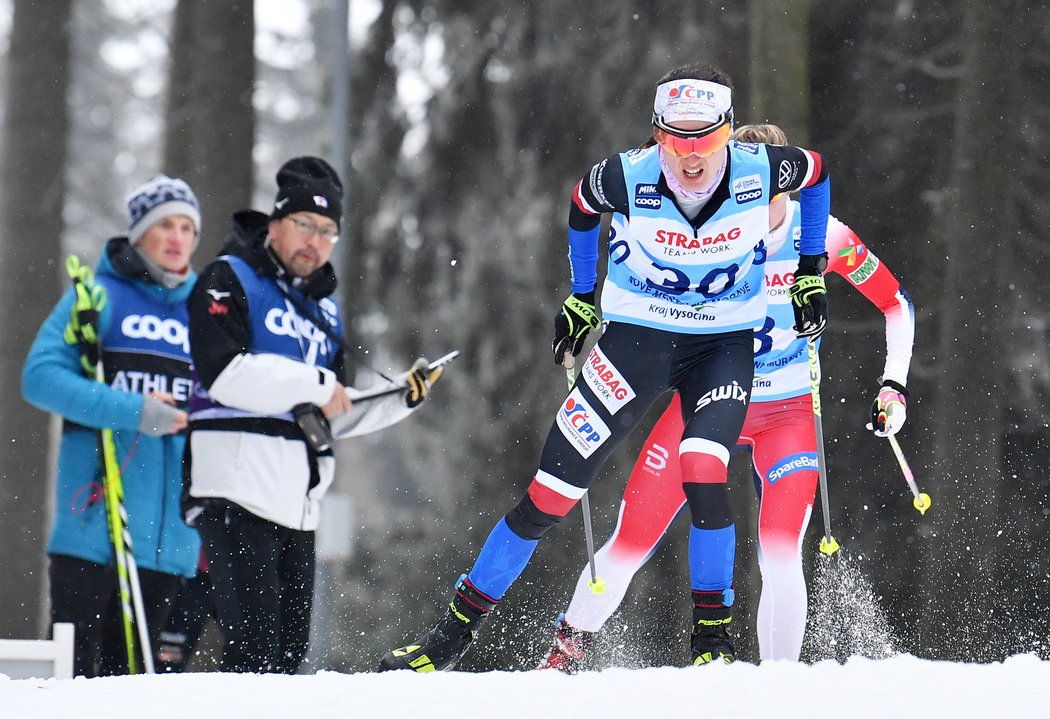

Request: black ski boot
left=690, top=589, right=735, bottom=666
left=536, top=614, right=594, bottom=673
left=379, top=577, right=497, bottom=672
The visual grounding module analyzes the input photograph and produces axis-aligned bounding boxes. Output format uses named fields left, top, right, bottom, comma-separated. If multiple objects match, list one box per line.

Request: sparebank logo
left=767, top=452, right=818, bottom=485
left=556, top=389, right=610, bottom=458
left=121, top=315, right=189, bottom=353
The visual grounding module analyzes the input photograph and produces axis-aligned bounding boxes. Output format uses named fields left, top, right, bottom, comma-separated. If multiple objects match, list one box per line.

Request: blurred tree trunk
left=0, top=1, right=73, bottom=637
left=748, top=0, right=810, bottom=144
left=919, top=0, right=1023, bottom=657
left=164, top=0, right=255, bottom=259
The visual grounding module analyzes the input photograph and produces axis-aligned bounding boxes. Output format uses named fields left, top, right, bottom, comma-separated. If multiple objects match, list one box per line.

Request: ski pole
left=807, top=340, right=840, bottom=556
left=563, top=355, right=605, bottom=593
left=65, top=255, right=154, bottom=673
left=886, top=434, right=932, bottom=515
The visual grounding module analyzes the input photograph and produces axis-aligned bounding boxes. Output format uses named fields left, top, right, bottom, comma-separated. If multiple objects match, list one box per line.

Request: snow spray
left=804, top=552, right=898, bottom=662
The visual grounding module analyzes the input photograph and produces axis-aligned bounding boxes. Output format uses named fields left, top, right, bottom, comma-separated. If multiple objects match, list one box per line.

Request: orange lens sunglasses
left=653, top=120, right=732, bottom=159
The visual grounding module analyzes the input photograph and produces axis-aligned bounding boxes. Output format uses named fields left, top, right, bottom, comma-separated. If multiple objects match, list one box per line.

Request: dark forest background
left=0, top=0, right=1047, bottom=672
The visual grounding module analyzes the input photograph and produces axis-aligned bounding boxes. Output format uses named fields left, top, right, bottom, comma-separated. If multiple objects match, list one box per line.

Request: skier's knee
left=505, top=494, right=563, bottom=540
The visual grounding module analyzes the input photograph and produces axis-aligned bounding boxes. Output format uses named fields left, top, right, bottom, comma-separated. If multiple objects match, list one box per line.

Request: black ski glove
left=552, top=292, right=601, bottom=365
left=789, top=253, right=829, bottom=339
left=405, top=357, right=444, bottom=408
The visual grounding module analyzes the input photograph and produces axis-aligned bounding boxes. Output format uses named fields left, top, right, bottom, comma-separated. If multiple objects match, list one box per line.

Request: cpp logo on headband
left=669, top=84, right=716, bottom=102
left=654, top=79, right=732, bottom=123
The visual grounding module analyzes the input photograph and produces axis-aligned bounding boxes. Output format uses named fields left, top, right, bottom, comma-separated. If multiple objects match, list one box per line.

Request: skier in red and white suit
left=541, top=124, right=915, bottom=668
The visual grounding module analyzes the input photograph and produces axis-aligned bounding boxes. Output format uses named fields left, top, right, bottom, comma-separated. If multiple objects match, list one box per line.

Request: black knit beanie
left=270, top=156, right=344, bottom=228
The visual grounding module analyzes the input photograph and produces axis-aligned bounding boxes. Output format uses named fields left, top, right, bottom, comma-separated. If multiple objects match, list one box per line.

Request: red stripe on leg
left=527, top=479, right=579, bottom=517
left=680, top=452, right=729, bottom=485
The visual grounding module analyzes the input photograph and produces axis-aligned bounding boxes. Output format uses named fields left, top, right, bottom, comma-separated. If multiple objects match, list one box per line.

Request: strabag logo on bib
left=583, top=346, right=636, bottom=415
left=556, top=389, right=610, bottom=458
left=732, top=174, right=763, bottom=203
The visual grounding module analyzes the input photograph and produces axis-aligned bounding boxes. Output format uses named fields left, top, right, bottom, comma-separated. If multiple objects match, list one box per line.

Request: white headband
left=652, top=79, right=733, bottom=124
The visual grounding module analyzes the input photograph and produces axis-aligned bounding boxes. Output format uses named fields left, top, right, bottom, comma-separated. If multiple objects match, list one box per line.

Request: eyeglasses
left=652, top=116, right=732, bottom=159
left=284, top=216, right=339, bottom=243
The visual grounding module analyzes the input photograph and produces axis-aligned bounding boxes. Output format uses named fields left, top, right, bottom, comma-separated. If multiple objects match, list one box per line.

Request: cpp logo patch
left=767, top=452, right=818, bottom=485
left=634, top=183, right=662, bottom=210
left=556, top=389, right=610, bottom=458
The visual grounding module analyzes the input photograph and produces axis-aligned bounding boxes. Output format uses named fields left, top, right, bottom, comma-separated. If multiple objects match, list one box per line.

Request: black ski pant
left=196, top=503, right=315, bottom=674
left=156, top=569, right=215, bottom=672
left=49, top=553, right=180, bottom=677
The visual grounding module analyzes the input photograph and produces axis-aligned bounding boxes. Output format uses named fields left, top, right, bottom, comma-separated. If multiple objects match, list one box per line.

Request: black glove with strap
left=405, top=357, right=444, bottom=408
left=789, top=253, right=829, bottom=339
left=552, top=292, right=601, bottom=365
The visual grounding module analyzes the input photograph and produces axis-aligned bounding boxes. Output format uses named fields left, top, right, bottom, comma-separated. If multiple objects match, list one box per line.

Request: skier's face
left=268, top=212, right=337, bottom=278
left=136, top=214, right=197, bottom=273
left=656, top=119, right=729, bottom=192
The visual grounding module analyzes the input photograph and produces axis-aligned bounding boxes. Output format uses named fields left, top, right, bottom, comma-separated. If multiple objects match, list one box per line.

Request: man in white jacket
left=183, top=156, right=440, bottom=674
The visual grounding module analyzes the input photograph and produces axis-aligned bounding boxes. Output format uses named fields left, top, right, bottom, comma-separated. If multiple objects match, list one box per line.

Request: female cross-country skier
left=538, top=124, right=914, bottom=670
left=381, top=63, right=831, bottom=671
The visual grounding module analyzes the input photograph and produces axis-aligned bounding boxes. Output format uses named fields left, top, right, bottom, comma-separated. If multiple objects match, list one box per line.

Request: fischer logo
left=556, top=389, right=610, bottom=458
left=589, top=160, right=610, bottom=207
left=695, top=381, right=748, bottom=412
left=645, top=443, right=670, bottom=471
left=121, top=315, right=189, bottom=353
left=655, top=226, right=740, bottom=250
left=583, top=346, right=636, bottom=415
left=767, top=453, right=818, bottom=485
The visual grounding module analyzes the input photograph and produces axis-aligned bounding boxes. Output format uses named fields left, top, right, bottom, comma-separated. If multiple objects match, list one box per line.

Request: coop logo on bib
left=121, top=314, right=189, bottom=353
left=583, top=346, right=635, bottom=415
left=557, top=389, right=610, bottom=458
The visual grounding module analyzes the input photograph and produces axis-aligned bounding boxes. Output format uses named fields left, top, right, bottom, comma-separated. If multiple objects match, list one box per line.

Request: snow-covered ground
left=2, top=654, right=1047, bottom=719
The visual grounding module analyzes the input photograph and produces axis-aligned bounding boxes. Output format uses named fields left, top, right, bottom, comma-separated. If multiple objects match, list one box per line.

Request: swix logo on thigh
left=583, top=346, right=636, bottom=415
left=694, top=381, right=748, bottom=412
left=556, top=389, right=610, bottom=458
left=767, top=452, right=818, bottom=485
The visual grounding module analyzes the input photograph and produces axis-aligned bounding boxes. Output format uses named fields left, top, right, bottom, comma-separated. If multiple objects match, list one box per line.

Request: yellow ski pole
left=807, top=340, right=840, bottom=556
left=887, top=434, right=932, bottom=515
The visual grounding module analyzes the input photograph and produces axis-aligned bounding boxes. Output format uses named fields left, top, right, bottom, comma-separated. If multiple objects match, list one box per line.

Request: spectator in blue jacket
left=22, top=175, right=203, bottom=677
